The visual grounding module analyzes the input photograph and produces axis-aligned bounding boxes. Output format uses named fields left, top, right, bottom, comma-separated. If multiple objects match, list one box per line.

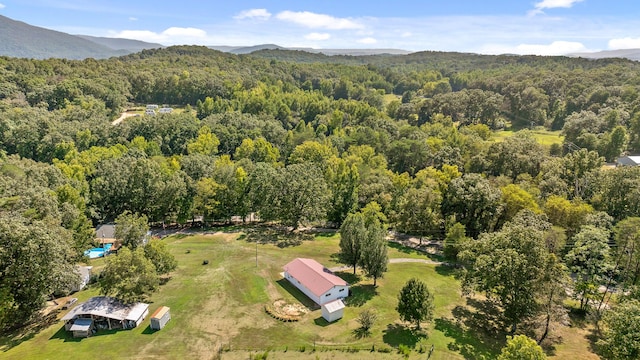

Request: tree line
left=1, top=46, right=640, bottom=357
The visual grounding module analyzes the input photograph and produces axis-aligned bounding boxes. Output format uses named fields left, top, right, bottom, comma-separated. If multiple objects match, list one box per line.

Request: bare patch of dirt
left=273, top=300, right=309, bottom=317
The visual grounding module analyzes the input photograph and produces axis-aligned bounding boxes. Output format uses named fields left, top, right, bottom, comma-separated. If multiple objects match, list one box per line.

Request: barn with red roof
left=283, top=258, right=350, bottom=306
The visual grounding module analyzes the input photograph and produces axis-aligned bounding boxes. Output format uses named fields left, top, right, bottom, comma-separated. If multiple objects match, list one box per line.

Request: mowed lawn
left=0, top=229, right=598, bottom=359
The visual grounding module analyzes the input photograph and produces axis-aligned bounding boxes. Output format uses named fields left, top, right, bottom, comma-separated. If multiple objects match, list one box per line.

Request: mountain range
left=1, top=14, right=639, bottom=61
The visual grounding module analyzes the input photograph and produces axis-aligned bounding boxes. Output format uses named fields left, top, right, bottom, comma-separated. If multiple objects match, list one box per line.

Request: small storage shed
left=69, top=318, right=94, bottom=338
left=321, top=299, right=345, bottom=322
left=150, top=306, right=171, bottom=330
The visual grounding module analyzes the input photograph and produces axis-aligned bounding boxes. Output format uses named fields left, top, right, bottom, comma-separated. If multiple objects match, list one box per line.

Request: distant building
left=158, top=107, right=173, bottom=114
left=61, top=296, right=149, bottom=337
left=95, top=224, right=116, bottom=244
left=283, top=258, right=349, bottom=306
left=616, top=155, right=640, bottom=166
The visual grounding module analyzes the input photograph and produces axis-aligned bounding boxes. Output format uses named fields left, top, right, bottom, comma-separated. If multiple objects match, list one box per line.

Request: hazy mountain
left=78, top=35, right=163, bottom=52
left=568, top=49, right=640, bottom=61
left=0, top=15, right=123, bottom=59
left=209, top=44, right=412, bottom=56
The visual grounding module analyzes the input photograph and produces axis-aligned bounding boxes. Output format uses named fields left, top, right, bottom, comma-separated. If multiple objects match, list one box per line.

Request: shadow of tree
left=334, top=271, right=360, bottom=284
left=382, top=323, right=427, bottom=348
left=242, top=228, right=313, bottom=248
left=346, top=284, right=377, bottom=307
left=1, top=312, right=60, bottom=351
left=433, top=297, right=506, bottom=359
left=352, top=327, right=371, bottom=339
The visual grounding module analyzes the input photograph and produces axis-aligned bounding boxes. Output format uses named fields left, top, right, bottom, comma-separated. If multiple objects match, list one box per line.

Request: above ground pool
left=84, top=243, right=113, bottom=259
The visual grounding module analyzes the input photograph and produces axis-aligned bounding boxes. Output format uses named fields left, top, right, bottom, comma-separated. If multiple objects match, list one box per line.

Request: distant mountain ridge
left=568, top=49, right=640, bottom=61
left=77, top=35, right=163, bottom=53
left=1, top=13, right=639, bottom=61
left=209, top=43, right=412, bottom=56
left=0, top=15, right=121, bottom=59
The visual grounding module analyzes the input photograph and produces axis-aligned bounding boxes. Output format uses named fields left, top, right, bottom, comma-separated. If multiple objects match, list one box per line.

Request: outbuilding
left=150, top=306, right=171, bottom=330
left=283, top=258, right=349, bottom=306
left=62, top=296, right=149, bottom=333
left=69, top=318, right=94, bottom=338
left=321, top=299, right=345, bottom=322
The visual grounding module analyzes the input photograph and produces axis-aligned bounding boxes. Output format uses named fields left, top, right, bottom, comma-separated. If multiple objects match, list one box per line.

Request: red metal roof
left=283, top=258, right=348, bottom=297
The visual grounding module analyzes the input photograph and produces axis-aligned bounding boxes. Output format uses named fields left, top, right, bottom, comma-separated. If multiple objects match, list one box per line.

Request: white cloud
left=358, top=37, right=378, bottom=45
left=0, top=3, right=5, bottom=9
left=112, top=27, right=207, bottom=44
left=608, top=37, right=640, bottom=50
left=305, top=33, right=331, bottom=41
left=480, top=41, right=587, bottom=56
left=234, top=9, right=271, bottom=21
left=401, top=32, right=413, bottom=38
left=129, top=17, right=138, bottom=21
left=530, top=0, right=583, bottom=16
left=276, top=11, right=363, bottom=30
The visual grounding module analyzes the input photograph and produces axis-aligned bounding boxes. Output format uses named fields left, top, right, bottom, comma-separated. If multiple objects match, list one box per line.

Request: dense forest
left=2, top=45, right=640, bottom=358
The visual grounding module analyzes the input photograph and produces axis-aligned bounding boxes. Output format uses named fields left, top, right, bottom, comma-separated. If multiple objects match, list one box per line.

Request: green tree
left=459, top=222, right=552, bottom=333
left=356, top=308, right=377, bottom=335
left=326, top=159, right=359, bottom=226
left=187, top=126, right=220, bottom=156
left=0, top=214, right=78, bottom=329
left=498, top=335, right=547, bottom=360
left=396, top=278, right=434, bottom=330
left=442, top=173, right=502, bottom=237
left=100, top=247, right=159, bottom=302
left=394, top=185, right=442, bottom=242
left=115, top=211, right=149, bottom=250
left=359, top=218, right=388, bottom=286
left=339, top=212, right=366, bottom=274
left=612, top=217, right=640, bottom=287
left=144, top=239, right=177, bottom=275
left=443, top=222, right=468, bottom=261
left=597, top=300, right=640, bottom=360
left=565, top=226, right=612, bottom=311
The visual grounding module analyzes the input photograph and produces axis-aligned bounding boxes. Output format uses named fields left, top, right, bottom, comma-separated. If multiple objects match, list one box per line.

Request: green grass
left=492, top=128, right=564, bottom=147
left=0, top=229, right=599, bottom=359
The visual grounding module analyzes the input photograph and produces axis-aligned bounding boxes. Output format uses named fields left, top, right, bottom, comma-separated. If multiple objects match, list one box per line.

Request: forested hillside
left=2, top=45, right=640, bottom=357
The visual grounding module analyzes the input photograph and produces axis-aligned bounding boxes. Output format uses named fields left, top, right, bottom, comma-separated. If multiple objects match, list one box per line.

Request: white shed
left=150, top=306, right=171, bottom=330
left=321, top=299, right=345, bottom=322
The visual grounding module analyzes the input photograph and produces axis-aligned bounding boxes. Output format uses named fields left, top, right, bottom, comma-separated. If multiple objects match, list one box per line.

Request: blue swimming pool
left=84, top=243, right=113, bottom=259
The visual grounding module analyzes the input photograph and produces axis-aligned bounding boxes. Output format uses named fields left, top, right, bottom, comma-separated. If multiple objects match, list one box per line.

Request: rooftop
left=150, top=306, right=170, bottom=319
left=61, top=296, right=148, bottom=322
left=283, top=258, right=348, bottom=297
left=322, top=299, right=345, bottom=313
left=96, top=224, right=116, bottom=240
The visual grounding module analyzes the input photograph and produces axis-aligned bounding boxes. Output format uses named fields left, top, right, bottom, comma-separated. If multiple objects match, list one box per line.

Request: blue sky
left=1, top=0, right=640, bottom=55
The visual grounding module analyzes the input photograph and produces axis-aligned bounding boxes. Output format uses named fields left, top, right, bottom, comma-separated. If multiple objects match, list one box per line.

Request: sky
left=1, top=0, right=640, bottom=55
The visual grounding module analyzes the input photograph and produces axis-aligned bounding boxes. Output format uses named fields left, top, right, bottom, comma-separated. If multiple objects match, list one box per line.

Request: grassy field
left=492, top=128, right=564, bottom=147
left=0, top=228, right=599, bottom=359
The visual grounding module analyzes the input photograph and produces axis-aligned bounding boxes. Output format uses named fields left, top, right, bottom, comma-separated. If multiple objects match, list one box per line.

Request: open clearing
left=1, top=229, right=599, bottom=359
left=492, top=128, right=564, bottom=147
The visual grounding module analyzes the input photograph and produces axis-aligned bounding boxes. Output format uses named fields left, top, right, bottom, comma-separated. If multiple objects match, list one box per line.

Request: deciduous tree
left=396, top=278, right=434, bottom=330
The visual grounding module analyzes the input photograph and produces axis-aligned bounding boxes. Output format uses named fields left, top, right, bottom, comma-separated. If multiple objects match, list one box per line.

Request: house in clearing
left=283, top=258, right=349, bottom=306
left=61, top=296, right=149, bottom=337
